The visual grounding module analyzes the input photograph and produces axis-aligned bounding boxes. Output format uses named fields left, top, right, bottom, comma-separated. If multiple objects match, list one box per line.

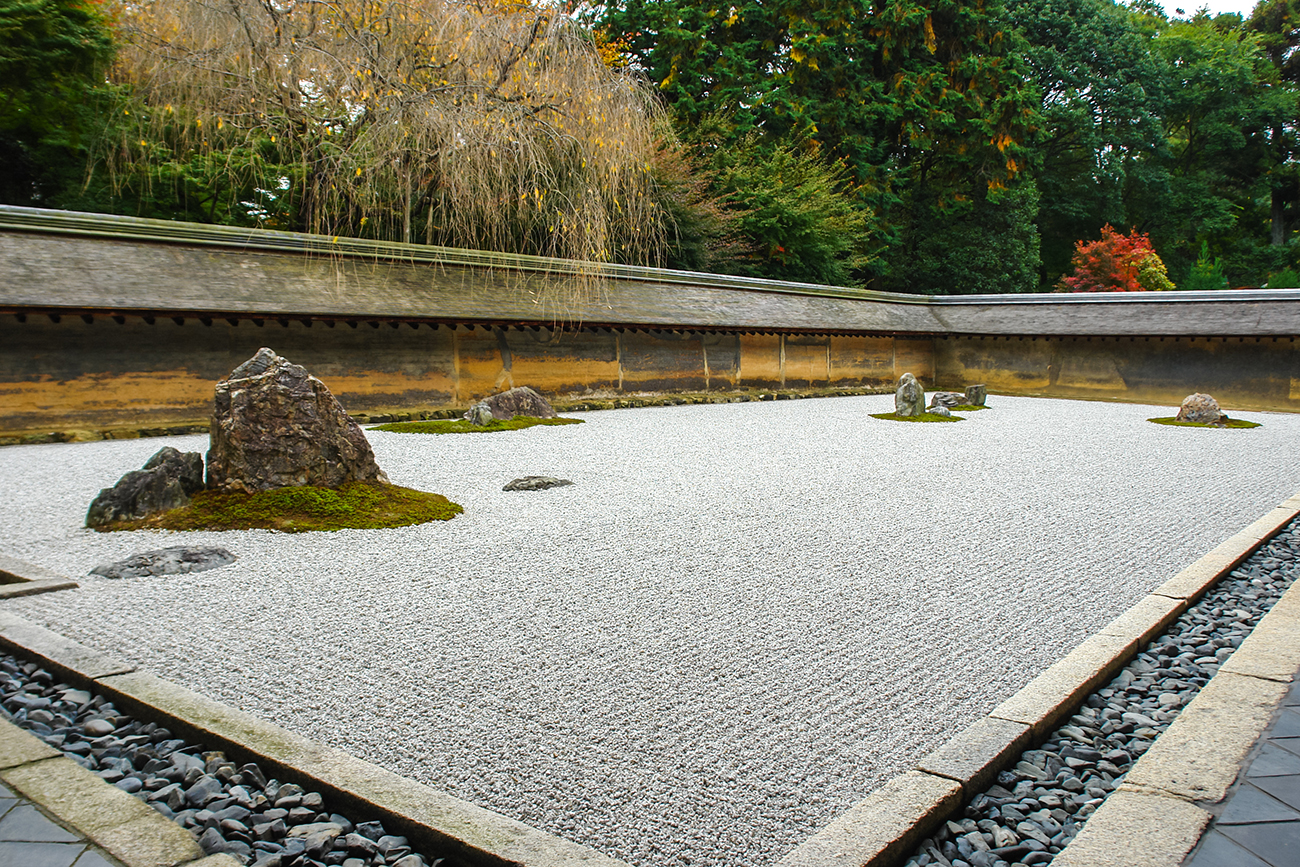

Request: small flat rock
left=503, top=477, right=574, bottom=492
left=91, top=546, right=237, bottom=579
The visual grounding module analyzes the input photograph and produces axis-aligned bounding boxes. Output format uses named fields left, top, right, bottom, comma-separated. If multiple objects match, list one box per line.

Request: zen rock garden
left=874, top=373, right=988, bottom=422
left=1150, top=392, right=1261, bottom=429
left=84, top=348, right=461, bottom=538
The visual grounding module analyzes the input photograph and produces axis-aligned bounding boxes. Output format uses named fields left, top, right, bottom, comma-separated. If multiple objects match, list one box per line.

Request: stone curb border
left=1050, top=552, right=1300, bottom=866
left=0, top=613, right=632, bottom=867
left=0, top=716, right=241, bottom=867
left=775, top=490, right=1300, bottom=867
left=0, top=553, right=78, bottom=599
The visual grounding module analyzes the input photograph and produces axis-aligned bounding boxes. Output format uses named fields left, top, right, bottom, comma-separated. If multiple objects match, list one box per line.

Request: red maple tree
left=1057, top=225, right=1174, bottom=292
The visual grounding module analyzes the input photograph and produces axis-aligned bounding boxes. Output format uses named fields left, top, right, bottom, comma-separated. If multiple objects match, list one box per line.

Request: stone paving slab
left=1051, top=558, right=1300, bottom=867
left=0, top=717, right=232, bottom=867
left=1048, top=790, right=1212, bottom=867
left=0, top=553, right=78, bottom=600
left=774, top=771, right=962, bottom=867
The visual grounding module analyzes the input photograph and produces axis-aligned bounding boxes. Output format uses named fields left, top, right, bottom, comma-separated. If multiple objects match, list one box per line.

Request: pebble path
left=0, top=662, right=452, bottom=867
left=903, top=520, right=1300, bottom=867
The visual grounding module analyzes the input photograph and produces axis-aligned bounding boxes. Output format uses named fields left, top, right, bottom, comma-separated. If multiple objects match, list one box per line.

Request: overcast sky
left=1156, top=0, right=1261, bottom=17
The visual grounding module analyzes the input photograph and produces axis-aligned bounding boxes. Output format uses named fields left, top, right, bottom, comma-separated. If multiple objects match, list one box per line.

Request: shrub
left=1182, top=241, right=1230, bottom=291
left=1057, top=224, right=1175, bottom=292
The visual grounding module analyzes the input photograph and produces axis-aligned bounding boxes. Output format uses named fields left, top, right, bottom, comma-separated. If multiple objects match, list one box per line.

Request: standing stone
left=1175, top=393, right=1227, bottom=425
left=207, top=348, right=389, bottom=493
left=475, top=386, right=557, bottom=421
left=928, top=391, right=964, bottom=410
left=86, top=447, right=204, bottom=527
left=964, top=384, right=987, bottom=406
left=464, top=402, right=495, bottom=426
left=895, top=373, right=925, bottom=417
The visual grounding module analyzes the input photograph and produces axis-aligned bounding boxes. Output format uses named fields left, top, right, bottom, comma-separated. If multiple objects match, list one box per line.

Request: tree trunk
left=1272, top=186, right=1286, bottom=247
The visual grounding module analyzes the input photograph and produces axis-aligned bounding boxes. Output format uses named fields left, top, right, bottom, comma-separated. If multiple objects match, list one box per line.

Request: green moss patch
left=871, top=411, right=964, bottom=423
left=949, top=404, right=988, bottom=412
left=371, top=416, right=583, bottom=434
left=93, top=482, right=463, bottom=533
left=1148, top=417, right=1261, bottom=429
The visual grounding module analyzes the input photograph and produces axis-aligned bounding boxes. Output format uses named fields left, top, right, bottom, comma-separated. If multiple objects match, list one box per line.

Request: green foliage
left=0, top=0, right=114, bottom=206
left=93, top=482, right=463, bottom=532
left=599, top=0, right=1041, bottom=292
left=1267, top=266, right=1300, bottom=287
left=870, top=411, right=965, bottom=423
left=1183, top=241, right=1231, bottom=290
left=1006, top=0, right=1168, bottom=285
left=372, top=416, right=583, bottom=434
left=708, top=135, right=874, bottom=284
left=1148, top=417, right=1261, bottom=428
left=897, top=179, right=1041, bottom=294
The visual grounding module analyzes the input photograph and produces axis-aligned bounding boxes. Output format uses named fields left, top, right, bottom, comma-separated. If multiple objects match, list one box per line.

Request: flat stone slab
left=1218, top=587, right=1300, bottom=683
left=502, top=476, right=574, bottom=492
left=1122, top=672, right=1290, bottom=803
left=89, top=546, right=236, bottom=580
left=0, top=612, right=135, bottom=681
left=775, top=771, right=962, bottom=867
left=1050, top=789, right=1211, bottom=867
left=991, top=633, right=1140, bottom=737
left=916, top=716, right=1033, bottom=796
left=0, top=744, right=204, bottom=867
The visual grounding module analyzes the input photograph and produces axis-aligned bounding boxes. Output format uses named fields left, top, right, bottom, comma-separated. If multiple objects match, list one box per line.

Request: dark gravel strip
left=0, top=659, right=460, bottom=867
left=903, top=519, right=1300, bottom=867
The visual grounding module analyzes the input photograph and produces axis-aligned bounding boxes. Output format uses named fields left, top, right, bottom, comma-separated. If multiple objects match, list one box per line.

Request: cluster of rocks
left=462, top=386, right=557, bottom=427
left=894, top=374, right=987, bottom=418
left=1175, top=393, right=1230, bottom=426
left=903, top=520, right=1299, bottom=867
left=86, top=349, right=390, bottom=530
left=0, top=653, right=449, bottom=867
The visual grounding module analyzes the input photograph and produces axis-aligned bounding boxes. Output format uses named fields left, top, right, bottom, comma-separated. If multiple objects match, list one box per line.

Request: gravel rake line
left=902, top=519, right=1300, bottom=867
left=0, top=657, right=456, bottom=867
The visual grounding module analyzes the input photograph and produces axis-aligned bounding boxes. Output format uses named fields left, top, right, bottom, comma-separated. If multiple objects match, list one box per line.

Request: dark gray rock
left=894, top=373, right=925, bottom=417
left=207, top=348, right=389, bottom=493
left=1175, top=392, right=1227, bottom=425
left=503, top=476, right=574, bottom=492
left=928, top=391, right=964, bottom=410
left=85, top=447, right=204, bottom=527
left=90, top=547, right=236, bottom=580
left=965, top=384, right=988, bottom=406
left=474, top=386, right=557, bottom=421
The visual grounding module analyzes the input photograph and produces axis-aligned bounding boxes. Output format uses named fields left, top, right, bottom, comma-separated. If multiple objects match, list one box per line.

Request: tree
left=1005, top=0, right=1168, bottom=285
left=1057, top=224, right=1174, bottom=292
left=598, top=0, right=1042, bottom=292
left=0, top=0, right=114, bottom=205
left=1249, top=0, right=1300, bottom=249
left=97, top=0, right=668, bottom=266
left=1129, top=11, right=1291, bottom=284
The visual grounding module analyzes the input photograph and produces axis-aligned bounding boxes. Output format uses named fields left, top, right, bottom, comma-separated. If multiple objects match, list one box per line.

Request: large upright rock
left=895, top=373, right=925, bottom=417
left=1176, top=393, right=1227, bottom=426
left=470, top=386, right=557, bottom=422
left=207, top=348, right=389, bottom=492
left=86, top=447, right=205, bottom=527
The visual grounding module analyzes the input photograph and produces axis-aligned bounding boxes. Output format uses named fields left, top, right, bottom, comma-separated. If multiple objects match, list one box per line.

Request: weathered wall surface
left=934, top=335, right=1300, bottom=412
left=0, top=315, right=923, bottom=436
left=4, top=206, right=1300, bottom=438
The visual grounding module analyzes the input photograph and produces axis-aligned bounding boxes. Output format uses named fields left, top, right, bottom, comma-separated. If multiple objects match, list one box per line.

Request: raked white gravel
left=2, top=394, right=1299, bottom=867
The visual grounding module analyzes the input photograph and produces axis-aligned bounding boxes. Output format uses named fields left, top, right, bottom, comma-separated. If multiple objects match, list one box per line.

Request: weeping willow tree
left=100, top=0, right=668, bottom=268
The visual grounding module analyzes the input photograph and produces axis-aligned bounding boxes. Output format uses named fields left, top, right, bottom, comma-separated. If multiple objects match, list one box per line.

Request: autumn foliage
left=1056, top=225, right=1176, bottom=292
